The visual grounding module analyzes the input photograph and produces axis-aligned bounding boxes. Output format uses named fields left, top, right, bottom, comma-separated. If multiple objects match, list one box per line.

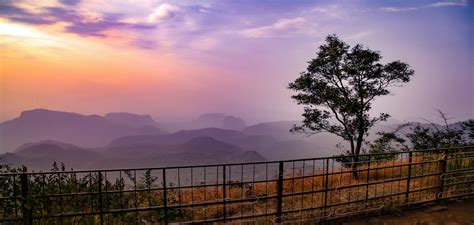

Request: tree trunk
left=349, top=139, right=359, bottom=179
left=351, top=132, right=365, bottom=179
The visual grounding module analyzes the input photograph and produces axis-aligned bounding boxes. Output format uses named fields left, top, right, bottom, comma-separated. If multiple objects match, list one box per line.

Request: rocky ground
left=341, top=198, right=474, bottom=225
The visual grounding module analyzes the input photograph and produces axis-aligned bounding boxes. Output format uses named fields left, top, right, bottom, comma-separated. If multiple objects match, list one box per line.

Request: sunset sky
left=0, top=0, right=472, bottom=123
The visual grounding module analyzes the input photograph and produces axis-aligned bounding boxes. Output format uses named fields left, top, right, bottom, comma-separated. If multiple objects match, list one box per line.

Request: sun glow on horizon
left=0, top=23, right=49, bottom=39
left=0, top=22, right=74, bottom=51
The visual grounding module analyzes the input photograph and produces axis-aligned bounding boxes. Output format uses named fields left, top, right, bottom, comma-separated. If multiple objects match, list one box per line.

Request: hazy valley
left=1, top=108, right=467, bottom=171
left=0, top=109, right=339, bottom=170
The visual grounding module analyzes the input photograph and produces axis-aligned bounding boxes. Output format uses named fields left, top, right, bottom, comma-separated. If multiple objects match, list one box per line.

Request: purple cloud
left=58, top=0, right=81, bottom=6
left=59, top=0, right=81, bottom=5
left=148, top=3, right=180, bottom=23
left=380, top=0, right=468, bottom=12
left=44, top=7, right=83, bottom=23
left=0, top=1, right=55, bottom=24
left=0, top=3, right=156, bottom=38
left=241, top=17, right=316, bottom=38
left=65, top=21, right=122, bottom=37
left=64, top=20, right=156, bottom=37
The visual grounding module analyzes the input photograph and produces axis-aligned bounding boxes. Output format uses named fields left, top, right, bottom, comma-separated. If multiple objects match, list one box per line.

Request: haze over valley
left=2, top=107, right=469, bottom=171
left=0, top=109, right=340, bottom=170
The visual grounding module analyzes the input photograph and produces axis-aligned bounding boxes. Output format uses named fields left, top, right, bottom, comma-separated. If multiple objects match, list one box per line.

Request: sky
left=0, top=0, right=472, bottom=124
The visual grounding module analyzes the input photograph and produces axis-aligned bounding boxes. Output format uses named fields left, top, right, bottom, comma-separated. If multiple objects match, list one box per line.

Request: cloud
left=44, top=7, right=155, bottom=37
left=311, top=5, right=347, bottom=19
left=380, top=7, right=418, bottom=12
left=380, top=0, right=469, bottom=13
left=188, top=4, right=215, bottom=14
left=0, top=2, right=156, bottom=38
left=65, top=20, right=155, bottom=37
left=0, top=2, right=56, bottom=24
left=0, top=23, right=49, bottom=39
left=65, top=21, right=124, bottom=37
left=44, top=7, right=84, bottom=23
left=148, top=3, right=180, bottom=23
left=429, top=0, right=468, bottom=7
left=345, top=31, right=372, bottom=40
left=58, top=0, right=82, bottom=6
left=241, top=17, right=314, bottom=38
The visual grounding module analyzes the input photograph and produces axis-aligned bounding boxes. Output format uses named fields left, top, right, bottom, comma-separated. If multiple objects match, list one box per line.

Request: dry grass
left=157, top=153, right=474, bottom=224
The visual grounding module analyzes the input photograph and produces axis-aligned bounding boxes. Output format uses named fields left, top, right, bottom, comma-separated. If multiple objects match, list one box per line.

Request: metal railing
left=1, top=146, right=473, bottom=224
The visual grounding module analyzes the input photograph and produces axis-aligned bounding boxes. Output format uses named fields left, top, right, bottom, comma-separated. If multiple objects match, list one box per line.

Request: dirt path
left=342, top=198, right=474, bottom=225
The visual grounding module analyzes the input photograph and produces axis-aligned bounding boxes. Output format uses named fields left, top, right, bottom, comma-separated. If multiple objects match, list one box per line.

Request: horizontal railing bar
left=441, top=179, right=474, bottom=187
left=445, top=168, right=474, bottom=174
left=448, top=156, right=474, bottom=160
left=180, top=211, right=279, bottom=224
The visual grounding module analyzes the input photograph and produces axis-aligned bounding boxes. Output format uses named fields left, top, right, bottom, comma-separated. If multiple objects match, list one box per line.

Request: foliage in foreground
left=335, top=110, right=473, bottom=167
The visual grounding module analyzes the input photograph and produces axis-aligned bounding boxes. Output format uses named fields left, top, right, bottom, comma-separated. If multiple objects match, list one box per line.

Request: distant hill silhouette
left=104, top=112, right=158, bottom=128
left=3, top=109, right=457, bottom=171
left=7, top=141, right=101, bottom=170
left=2, top=137, right=265, bottom=170
left=243, top=121, right=302, bottom=140
left=0, top=109, right=167, bottom=153
left=222, top=116, right=247, bottom=130
left=179, top=136, right=242, bottom=154
left=106, top=137, right=244, bottom=158
left=197, top=113, right=227, bottom=127
left=107, top=127, right=335, bottom=161
left=108, top=127, right=280, bottom=154
left=15, top=140, right=84, bottom=152
left=109, top=127, right=245, bottom=146
left=159, top=113, right=247, bottom=132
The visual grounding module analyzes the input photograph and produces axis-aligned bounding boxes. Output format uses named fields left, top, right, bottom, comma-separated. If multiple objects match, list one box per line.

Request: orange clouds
left=0, top=20, right=229, bottom=120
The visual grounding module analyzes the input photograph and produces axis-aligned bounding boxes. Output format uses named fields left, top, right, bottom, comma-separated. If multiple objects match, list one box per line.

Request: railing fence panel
left=1, top=146, right=473, bottom=224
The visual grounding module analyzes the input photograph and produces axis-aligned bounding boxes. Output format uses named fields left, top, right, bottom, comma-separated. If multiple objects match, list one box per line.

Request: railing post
left=222, top=165, right=227, bottom=223
left=20, top=173, right=32, bottom=225
left=436, top=149, right=447, bottom=201
left=323, top=158, right=329, bottom=218
left=162, top=168, right=168, bottom=225
left=98, top=171, right=104, bottom=225
left=365, top=155, right=371, bottom=208
left=275, top=161, right=284, bottom=224
left=405, top=151, right=413, bottom=204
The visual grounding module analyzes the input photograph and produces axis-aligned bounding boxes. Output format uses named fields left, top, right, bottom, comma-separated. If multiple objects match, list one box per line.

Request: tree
left=288, top=35, right=414, bottom=178
left=463, top=119, right=473, bottom=144
left=366, top=126, right=410, bottom=160
left=404, top=110, right=468, bottom=149
left=359, top=110, right=471, bottom=154
left=334, top=128, right=408, bottom=168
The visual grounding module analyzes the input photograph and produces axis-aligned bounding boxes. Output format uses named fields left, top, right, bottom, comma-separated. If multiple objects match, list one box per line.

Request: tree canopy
left=288, top=34, right=414, bottom=176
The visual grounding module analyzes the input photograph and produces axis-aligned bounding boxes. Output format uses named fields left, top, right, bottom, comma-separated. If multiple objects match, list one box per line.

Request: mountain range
left=0, top=109, right=344, bottom=170
left=0, top=109, right=167, bottom=152
left=2, top=137, right=266, bottom=171
left=3, top=108, right=462, bottom=171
